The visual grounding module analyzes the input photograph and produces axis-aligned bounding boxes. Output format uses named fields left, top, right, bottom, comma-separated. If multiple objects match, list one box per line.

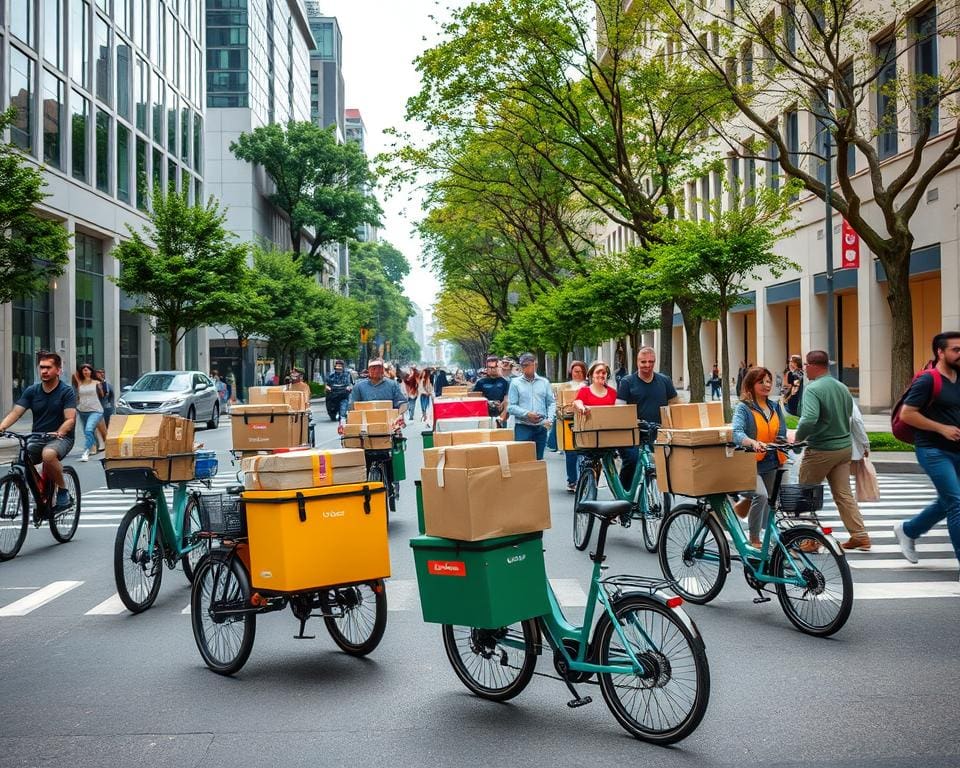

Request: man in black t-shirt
left=0, top=352, right=78, bottom=510
left=616, top=347, right=680, bottom=488
left=894, top=332, right=960, bottom=570
left=473, top=356, right=511, bottom=426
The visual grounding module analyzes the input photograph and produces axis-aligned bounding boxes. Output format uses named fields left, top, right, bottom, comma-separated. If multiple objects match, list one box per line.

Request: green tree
left=230, top=121, right=382, bottom=266
left=113, top=192, right=247, bottom=363
left=433, top=288, right=500, bottom=369
left=346, top=239, right=416, bottom=360
left=0, top=108, right=70, bottom=305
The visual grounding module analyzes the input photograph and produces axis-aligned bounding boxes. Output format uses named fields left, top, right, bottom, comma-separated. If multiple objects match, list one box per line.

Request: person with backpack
left=893, top=332, right=960, bottom=572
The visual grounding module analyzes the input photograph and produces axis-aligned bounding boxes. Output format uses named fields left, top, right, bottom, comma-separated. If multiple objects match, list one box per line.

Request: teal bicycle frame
left=136, top=481, right=200, bottom=562
left=585, top=444, right=654, bottom=508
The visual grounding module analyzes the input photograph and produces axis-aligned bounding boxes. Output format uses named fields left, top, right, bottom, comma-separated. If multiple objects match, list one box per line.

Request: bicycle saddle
left=577, top=500, right=631, bottom=521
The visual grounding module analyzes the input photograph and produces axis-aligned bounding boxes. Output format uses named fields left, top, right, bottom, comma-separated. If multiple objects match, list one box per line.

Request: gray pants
left=744, top=470, right=777, bottom=541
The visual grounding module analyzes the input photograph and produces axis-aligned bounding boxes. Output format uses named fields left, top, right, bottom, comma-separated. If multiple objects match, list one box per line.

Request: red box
left=432, top=398, right=489, bottom=422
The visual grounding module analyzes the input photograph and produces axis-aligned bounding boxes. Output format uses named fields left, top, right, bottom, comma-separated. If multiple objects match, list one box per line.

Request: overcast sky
left=318, top=0, right=461, bottom=324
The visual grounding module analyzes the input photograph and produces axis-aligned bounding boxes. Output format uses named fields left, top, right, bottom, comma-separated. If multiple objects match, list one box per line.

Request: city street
left=0, top=409, right=958, bottom=768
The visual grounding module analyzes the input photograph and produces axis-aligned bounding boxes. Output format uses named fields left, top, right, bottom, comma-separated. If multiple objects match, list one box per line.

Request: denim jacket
left=732, top=398, right=787, bottom=473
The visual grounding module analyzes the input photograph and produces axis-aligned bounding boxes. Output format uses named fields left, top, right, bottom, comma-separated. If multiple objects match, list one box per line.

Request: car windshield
left=131, top=373, right=192, bottom=392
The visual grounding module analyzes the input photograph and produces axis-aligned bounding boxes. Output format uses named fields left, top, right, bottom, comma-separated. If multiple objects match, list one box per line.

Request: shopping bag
left=852, top=458, right=880, bottom=503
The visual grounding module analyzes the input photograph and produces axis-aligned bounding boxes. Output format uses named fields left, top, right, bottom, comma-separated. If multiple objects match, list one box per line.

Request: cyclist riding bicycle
left=570, top=360, right=619, bottom=491
left=616, top=346, right=680, bottom=488
left=0, top=352, right=77, bottom=511
left=325, top=360, right=353, bottom=421
left=347, top=358, right=408, bottom=487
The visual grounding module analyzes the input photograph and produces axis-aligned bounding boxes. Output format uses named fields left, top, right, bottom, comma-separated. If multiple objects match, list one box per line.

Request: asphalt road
left=0, top=408, right=958, bottom=768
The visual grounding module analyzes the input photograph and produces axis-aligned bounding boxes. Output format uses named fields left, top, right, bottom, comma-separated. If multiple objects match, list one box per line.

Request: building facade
left=306, top=8, right=344, bottom=140
left=0, top=0, right=206, bottom=414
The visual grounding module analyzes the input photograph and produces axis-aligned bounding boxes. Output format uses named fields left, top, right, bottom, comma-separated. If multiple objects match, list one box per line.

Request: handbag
left=851, top=458, right=880, bottom=503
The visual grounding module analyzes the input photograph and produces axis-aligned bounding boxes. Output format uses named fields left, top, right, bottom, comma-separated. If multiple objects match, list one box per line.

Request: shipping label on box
left=432, top=429, right=514, bottom=448
left=653, top=443, right=756, bottom=496
left=660, top=402, right=724, bottom=429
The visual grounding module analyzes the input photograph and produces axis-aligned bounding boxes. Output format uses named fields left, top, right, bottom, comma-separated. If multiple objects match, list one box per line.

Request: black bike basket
left=197, top=493, right=247, bottom=537
left=778, top=483, right=824, bottom=515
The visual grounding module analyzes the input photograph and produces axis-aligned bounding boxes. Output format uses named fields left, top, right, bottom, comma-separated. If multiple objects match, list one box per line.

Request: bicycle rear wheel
left=640, top=469, right=667, bottom=553
left=180, top=494, right=210, bottom=583
left=323, top=580, right=387, bottom=656
left=658, top=507, right=727, bottom=604
left=191, top=554, right=256, bottom=675
left=441, top=620, right=538, bottom=702
left=572, top=466, right=597, bottom=551
left=114, top=503, right=164, bottom=613
left=367, top=463, right=392, bottom=520
left=49, top=466, right=81, bottom=543
left=595, top=595, right=710, bottom=745
left=0, top=475, right=28, bottom=561
left=772, top=527, right=853, bottom=637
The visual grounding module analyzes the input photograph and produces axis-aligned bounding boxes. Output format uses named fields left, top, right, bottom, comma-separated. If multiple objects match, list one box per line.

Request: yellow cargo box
left=242, top=482, right=391, bottom=593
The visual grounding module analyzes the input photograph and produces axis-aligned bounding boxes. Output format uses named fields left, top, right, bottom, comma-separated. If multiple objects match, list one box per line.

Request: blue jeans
left=407, top=397, right=418, bottom=419
left=546, top=420, right=558, bottom=451
left=565, top=450, right=579, bottom=485
left=515, top=423, right=548, bottom=460
left=904, top=446, right=960, bottom=560
left=79, top=411, right=103, bottom=451
left=419, top=394, right=430, bottom=417
left=619, top=445, right=640, bottom=489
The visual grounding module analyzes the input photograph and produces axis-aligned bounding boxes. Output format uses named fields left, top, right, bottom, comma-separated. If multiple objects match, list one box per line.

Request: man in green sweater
left=795, top=350, right=870, bottom=550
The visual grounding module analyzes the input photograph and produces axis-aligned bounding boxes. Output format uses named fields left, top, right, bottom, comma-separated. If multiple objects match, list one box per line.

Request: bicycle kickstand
left=293, top=615, right=316, bottom=640
left=562, top=677, right=593, bottom=709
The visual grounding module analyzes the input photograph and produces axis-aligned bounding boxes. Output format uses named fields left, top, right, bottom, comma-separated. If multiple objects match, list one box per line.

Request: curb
left=872, top=458, right=923, bottom=475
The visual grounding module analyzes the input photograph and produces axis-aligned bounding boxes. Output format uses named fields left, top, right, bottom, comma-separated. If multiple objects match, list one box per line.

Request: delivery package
left=242, top=448, right=367, bottom=491
left=656, top=425, right=733, bottom=447
left=432, top=396, right=489, bottom=422
left=342, top=424, right=393, bottom=450
left=247, top=386, right=309, bottom=412
left=103, top=414, right=196, bottom=481
left=572, top=404, right=640, bottom=449
left=420, top=441, right=551, bottom=541
left=660, top=402, right=724, bottom=430
left=654, top=442, right=756, bottom=496
left=441, top=386, right=471, bottom=397
left=433, top=416, right=498, bottom=432
left=346, top=408, right=399, bottom=430
left=432, top=428, right=514, bottom=447
left=354, top=400, right=394, bottom=412
left=555, top=387, right=581, bottom=416
left=230, top=404, right=308, bottom=451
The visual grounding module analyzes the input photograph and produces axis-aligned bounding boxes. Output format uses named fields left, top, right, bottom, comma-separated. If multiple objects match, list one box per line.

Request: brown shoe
left=734, top=498, right=751, bottom=519
left=841, top=534, right=871, bottom=552
left=796, top=540, right=821, bottom=554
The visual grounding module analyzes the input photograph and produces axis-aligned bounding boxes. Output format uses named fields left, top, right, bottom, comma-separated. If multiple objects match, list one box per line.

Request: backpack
left=891, top=365, right=943, bottom=443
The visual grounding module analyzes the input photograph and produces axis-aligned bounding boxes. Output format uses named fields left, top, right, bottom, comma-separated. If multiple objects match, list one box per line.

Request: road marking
left=847, top=558, right=957, bottom=571
left=0, top=581, right=83, bottom=616
left=181, top=603, right=191, bottom=615
left=819, top=510, right=936, bottom=517
left=85, top=594, right=127, bottom=615
left=549, top=578, right=588, bottom=607
left=853, top=582, right=960, bottom=599
left=845, top=543, right=956, bottom=555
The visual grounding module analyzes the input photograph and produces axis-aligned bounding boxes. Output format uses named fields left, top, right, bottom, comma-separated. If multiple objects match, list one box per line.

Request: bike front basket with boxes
left=409, top=532, right=550, bottom=628
left=197, top=492, right=247, bottom=537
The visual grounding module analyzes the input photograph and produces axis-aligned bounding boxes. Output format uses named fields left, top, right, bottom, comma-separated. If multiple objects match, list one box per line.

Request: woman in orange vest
left=731, top=366, right=788, bottom=548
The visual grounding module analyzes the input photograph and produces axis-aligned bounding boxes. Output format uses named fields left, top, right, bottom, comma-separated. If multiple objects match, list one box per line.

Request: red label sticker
left=427, top=560, right=467, bottom=577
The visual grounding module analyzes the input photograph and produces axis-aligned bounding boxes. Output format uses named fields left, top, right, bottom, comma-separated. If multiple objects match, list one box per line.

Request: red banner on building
left=841, top=220, right=860, bottom=269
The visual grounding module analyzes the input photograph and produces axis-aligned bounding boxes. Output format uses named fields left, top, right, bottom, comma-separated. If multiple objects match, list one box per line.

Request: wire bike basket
left=196, top=492, right=247, bottom=537
left=777, top=483, right=824, bottom=516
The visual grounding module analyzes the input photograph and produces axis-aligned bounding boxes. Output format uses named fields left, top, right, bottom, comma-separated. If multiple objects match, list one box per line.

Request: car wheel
left=206, top=403, right=220, bottom=430
left=187, top=405, right=196, bottom=423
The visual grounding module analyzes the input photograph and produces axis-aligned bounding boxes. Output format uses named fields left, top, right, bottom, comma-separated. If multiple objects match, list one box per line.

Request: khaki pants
left=798, top=446, right=866, bottom=537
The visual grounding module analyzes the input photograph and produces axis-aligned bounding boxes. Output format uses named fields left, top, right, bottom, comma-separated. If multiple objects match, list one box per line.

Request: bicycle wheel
left=114, top=503, right=164, bottom=613
left=572, top=466, right=597, bottom=551
left=323, top=580, right=387, bottom=656
left=441, top=620, right=538, bottom=702
left=595, top=595, right=710, bottom=745
left=658, top=507, right=727, bottom=604
left=49, top=466, right=81, bottom=543
left=180, top=494, right=210, bottom=583
left=191, top=554, right=256, bottom=675
left=0, top=474, right=28, bottom=561
left=640, top=469, right=667, bottom=553
left=367, top=462, right=391, bottom=520
left=771, top=527, right=853, bottom=637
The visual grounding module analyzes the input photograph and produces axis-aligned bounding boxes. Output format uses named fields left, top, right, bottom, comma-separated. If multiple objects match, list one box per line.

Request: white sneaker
left=893, top=522, right=918, bottom=564
left=80, top=449, right=90, bottom=462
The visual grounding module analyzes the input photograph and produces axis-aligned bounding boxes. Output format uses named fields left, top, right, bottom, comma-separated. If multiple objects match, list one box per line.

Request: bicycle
left=657, top=442, right=854, bottom=637
left=440, top=498, right=710, bottom=745
left=572, top=421, right=669, bottom=553
left=0, top=431, right=81, bottom=560
left=344, top=431, right=402, bottom=517
left=104, top=455, right=213, bottom=613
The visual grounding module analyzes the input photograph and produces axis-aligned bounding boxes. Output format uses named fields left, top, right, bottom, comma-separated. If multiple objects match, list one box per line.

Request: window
left=193, top=112, right=202, bottom=171
left=700, top=175, right=711, bottom=221
left=75, top=233, right=105, bottom=368
left=180, top=106, right=190, bottom=163
left=71, top=90, right=89, bottom=181
left=729, top=154, right=740, bottom=208
left=152, top=70, right=163, bottom=143
left=914, top=5, right=939, bottom=137
left=12, top=0, right=35, bottom=46
left=841, top=64, right=856, bottom=174
left=876, top=38, right=898, bottom=159
left=135, top=56, right=147, bottom=131
left=167, top=91, right=177, bottom=152
left=168, top=158, right=177, bottom=193
left=10, top=49, right=34, bottom=152
left=71, top=0, right=89, bottom=88
left=43, top=0, right=62, bottom=69
left=766, top=130, right=780, bottom=192
left=152, top=147, right=162, bottom=198
left=116, top=42, right=130, bottom=119
left=745, top=155, right=756, bottom=206
left=813, top=92, right=830, bottom=184
left=135, top=136, right=147, bottom=209
left=786, top=108, right=799, bottom=200
left=94, top=15, right=110, bottom=103
left=150, top=1, right=159, bottom=65
left=117, top=122, right=130, bottom=202
left=133, top=0, right=144, bottom=48
left=95, top=109, right=109, bottom=192
left=741, top=42, right=753, bottom=85
left=115, top=0, right=128, bottom=35
left=784, top=0, right=796, bottom=53
left=42, top=71, right=63, bottom=168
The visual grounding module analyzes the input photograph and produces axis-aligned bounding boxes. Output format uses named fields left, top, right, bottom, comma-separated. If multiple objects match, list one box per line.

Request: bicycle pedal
left=752, top=596, right=771, bottom=604
left=566, top=696, right=593, bottom=709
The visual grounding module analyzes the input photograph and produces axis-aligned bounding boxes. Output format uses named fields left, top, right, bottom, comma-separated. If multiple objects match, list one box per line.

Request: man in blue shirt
left=473, top=355, right=511, bottom=426
left=507, top=353, right=556, bottom=460
left=348, top=359, right=407, bottom=414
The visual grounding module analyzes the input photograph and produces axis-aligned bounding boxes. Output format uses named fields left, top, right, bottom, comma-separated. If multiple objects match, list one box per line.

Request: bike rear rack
left=599, top=574, right=676, bottom=601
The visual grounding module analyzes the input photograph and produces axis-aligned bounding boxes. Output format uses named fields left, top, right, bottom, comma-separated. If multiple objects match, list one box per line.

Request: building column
left=0, top=303, right=11, bottom=414
left=197, top=326, right=210, bottom=373
left=102, top=236, right=120, bottom=388
left=726, top=313, right=745, bottom=386
left=52, top=219, right=77, bottom=379
left=799, top=272, right=824, bottom=355
left=757, top=294, right=780, bottom=374
left=858, top=252, right=893, bottom=412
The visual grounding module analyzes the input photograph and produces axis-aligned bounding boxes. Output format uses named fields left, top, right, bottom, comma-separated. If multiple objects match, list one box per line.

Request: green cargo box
left=415, top=480, right=425, bottom=535
left=421, top=431, right=434, bottom=450
left=410, top=532, right=549, bottom=628
left=392, top=436, right=407, bottom=481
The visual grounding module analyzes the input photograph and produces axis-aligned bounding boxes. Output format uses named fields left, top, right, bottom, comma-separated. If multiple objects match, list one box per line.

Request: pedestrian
left=893, top=332, right=960, bottom=572
left=795, top=350, right=871, bottom=550
left=708, top=365, right=722, bottom=401
left=212, top=371, right=227, bottom=405
left=225, top=370, right=235, bottom=403
left=499, top=358, right=516, bottom=379
left=287, top=368, right=311, bottom=401
left=615, top=364, right=628, bottom=385
left=384, top=363, right=398, bottom=381
left=550, top=360, right=587, bottom=456
left=94, top=368, right=115, bottom=449
left=419, top=368, right=435, bottom=422
left=453, top=369, right=466, bottom=386
left=783, top=354, right=804, bottom=415
left=402, top=366, right=420, bottom=420
left=71, top=363, right=104, bottom=462
left=473, top=356, right=511, bottom=429
left=433, top=367, right=448, bottom=398
left=732, top=367, right=788, bottom=549
left=570, top=361, right=619, bottom=492
left=616, top=346, right=680, bottom=489
left=735, top=361, right=747, bottom=397
left=506, top=353, right=556, bottom=460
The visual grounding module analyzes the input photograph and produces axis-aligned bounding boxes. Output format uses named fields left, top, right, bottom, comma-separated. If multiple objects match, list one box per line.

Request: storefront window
left=75, top=233, right=105, bottom=368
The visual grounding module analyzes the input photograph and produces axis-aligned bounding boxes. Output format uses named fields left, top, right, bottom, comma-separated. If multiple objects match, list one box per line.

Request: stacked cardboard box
left=420, top=441, right=552, bottom=541
left=104, top=414, right=196, bottom=481
left=572, top=404, right=639, bottom=449
left=432, top=428, right=513, bottom=447
left=342, top=407, right=398, bottom=450
left=242, top=448, right=367, bottom=490
left=555, top=387, right=581, bottom=417
left=247, top=386, right=309, bottom=412
left=231, top=404, right=309, bottom=451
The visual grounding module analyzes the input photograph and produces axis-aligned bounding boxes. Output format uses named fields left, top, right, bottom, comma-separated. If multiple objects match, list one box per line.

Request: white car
left=116, top=370, right=222, bottom=429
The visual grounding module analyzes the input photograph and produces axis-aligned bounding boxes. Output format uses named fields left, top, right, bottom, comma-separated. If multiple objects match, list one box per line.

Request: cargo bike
left=190, top=480, right=390, bottom=675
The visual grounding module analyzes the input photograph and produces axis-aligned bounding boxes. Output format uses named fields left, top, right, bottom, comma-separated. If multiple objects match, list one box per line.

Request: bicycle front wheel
left=114, top=503, right=164, bottom=613
left=191, top=554, right=256, bottom=675
left=49, top=466, right=81, bottom=543
left=0, top=474, right=29, bottom=561
left=658, top=507, right=727, bottom=604
left=180, top=494, right=210, bottom=583
left=441, top=620, right=538, bottom=701
left=640, top=469, right=667, bottom=553
left=596, top=595, right=710, bottom=745
left=772, top=527, right=853, bottom=637
left=323, top=580, right=387, bottom=656
left=572, top=466, right=597, bottom=551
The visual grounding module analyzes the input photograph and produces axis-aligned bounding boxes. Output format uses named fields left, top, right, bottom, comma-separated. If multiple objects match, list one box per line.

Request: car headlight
left=117, top=398, right=128, bottom=408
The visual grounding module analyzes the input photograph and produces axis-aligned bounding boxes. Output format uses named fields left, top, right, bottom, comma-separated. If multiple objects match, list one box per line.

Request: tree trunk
left=167, top=324, right=179, bottom=370
left=719, top=307, right=732, bottom=422
left=659, top=300, right=674, bottom=376
left=883, top=253, right=916, bottom=402
left=676, top=299, right=705, bottom=402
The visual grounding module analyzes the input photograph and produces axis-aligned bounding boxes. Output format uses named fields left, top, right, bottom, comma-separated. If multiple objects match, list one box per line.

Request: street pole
left=824, top=124, right=839, bottom=380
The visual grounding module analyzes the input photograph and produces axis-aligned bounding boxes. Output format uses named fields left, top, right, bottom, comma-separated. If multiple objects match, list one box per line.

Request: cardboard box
left=556, top=388, right=581, bottom=416
left=653, top=443, right=756, bottom=496
left=660, top=402, right=724, bottom=430
left=572, top=404, right=639, bottom=449
left=103, top=455, right=196, bottom=482
left=354, top=400, right=395, bottom=411
left=434, top=417, right=498, bottom=432
left=230, top=405, right=308, bottom=451
left=420, top=442, right=551, bottom=541
left=656, top=426, right=733, bottom=446
left=465, top=391, right=487, bottom=398
left=242, top=448, right=367, bottom=490
left=432, top=429, right=514, bottom=447
left=441, top=386, right=471, bottom=397
left=346, top=408, right=398, bottom=428
left=342, top=424, right=393, bottom=450
left=247, top=386, right=309, bottom=412
left=433, top=397, right=489, bottom=421
left=105, top=414, right=194, bottom=458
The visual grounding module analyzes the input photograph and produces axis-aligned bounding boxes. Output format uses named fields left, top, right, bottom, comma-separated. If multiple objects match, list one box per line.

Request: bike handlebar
left=0, top=430, right=59, bottom=443
left=729, top=441, right=807, bottom=453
